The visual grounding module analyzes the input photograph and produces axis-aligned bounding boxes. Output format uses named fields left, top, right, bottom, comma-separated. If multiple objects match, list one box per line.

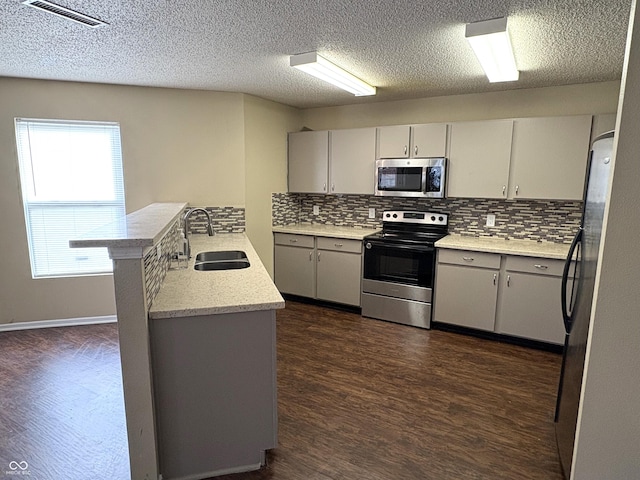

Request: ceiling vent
left=21, top=0, right=108, bottom=28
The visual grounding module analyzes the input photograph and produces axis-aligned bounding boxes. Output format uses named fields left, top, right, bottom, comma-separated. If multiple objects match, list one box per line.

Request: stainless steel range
left=361, top=210, right=448, bottom=329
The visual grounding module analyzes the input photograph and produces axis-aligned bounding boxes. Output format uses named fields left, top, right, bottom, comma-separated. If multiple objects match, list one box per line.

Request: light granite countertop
left=70, top=202, right=187, bottom=250
left=435, top=234, right=571, bottom=260
left=149, top=234, right=285, bottom=319
left=272, top=224, right=379, bottom=240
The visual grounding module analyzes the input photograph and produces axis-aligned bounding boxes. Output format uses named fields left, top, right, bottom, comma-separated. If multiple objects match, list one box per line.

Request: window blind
left=15, top=118, right=126, bottom=278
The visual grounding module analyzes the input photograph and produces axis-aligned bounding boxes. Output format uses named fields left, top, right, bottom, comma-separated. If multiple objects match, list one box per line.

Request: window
left=15, top=118, right=125, bottom=278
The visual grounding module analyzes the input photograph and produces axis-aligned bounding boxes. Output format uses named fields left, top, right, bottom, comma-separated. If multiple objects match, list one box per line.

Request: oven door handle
left=365, top=240, right=435, bottom=253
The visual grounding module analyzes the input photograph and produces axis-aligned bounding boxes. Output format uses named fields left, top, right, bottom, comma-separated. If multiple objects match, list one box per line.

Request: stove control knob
left=385, top=213, right=390, bottom=218
left=439, top=216, right=444, bottom=222
left=392, top=213, right=398, bottom=218
left=365, top=242, right=372, bottom=249
left=431, top=216, right=436, bottom=221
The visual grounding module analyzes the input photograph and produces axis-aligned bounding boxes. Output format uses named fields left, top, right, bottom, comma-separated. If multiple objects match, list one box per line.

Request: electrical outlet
left=313, top=205, right=320, bottom=215
left=368, top=208, right=376, bottom=219
left=486, top=214, right=496, bottom=227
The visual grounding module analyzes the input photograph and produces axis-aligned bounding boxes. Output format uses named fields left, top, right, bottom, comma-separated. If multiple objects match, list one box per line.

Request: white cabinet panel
left=448, top=120, right=513, bottom=198
left=509, top=115, right=592, bottom=200
left=330, top=128, right=376, bottom=195
left=288, top=130, right=329, bottom=193
left=434, top=263, right=499, bottom=331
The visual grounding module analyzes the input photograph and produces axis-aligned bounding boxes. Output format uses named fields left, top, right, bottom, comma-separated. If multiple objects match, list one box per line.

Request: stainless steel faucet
left=183, top=207, right=215, bottom=259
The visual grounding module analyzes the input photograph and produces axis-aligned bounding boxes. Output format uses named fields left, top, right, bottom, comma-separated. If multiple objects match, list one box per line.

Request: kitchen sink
left=193, top=250, right=250, bottom=271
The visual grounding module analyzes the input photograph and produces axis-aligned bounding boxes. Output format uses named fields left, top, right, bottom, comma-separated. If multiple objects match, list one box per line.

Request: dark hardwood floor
left=0, top=301, right=563, bottom=480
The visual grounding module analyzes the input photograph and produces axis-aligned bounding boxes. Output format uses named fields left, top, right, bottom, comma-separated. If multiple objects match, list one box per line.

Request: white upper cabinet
left=509, top=115, right=592, bottom=200
left=329, top=128, right=376, bottom=195
left=288, top=130, right=329, bottom=194
left=447, top=119, right=514, bottom=198
left=376, top=124, right=448, bottom=159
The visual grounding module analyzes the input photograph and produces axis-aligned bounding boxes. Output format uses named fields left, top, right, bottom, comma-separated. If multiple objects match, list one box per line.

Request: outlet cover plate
left=368, top=208, right=376, bottom=219
left=486, top=214, right=496, bottom=227
left=313, top=205, right=320, bottom=215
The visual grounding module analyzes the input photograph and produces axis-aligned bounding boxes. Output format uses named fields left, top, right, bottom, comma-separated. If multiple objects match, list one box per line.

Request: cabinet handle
left=323, top=183, right=327, bottom=192
left=507, top=274, right=511, bottom=287
left=289, top=238, right=298, bottom=243
left=317, top=252, right=321, bottom=261
left=462, top=256, right=474, bottom=262
left=309, top=251, right=313, bottom=261
left=334, top=243, right=343, bottom=247
left=331, top=184, right=335, bottom=192
left=502, top=185, right=506, bottom=196
left=493, top=273, right=497, bottom=285
left=414, top=145, right=418, bottom=156
left=534, top=264, right=548, bottom=270
left=515, top=185, right=519, bottom=195
left=404, top=145, right=408, bottom=156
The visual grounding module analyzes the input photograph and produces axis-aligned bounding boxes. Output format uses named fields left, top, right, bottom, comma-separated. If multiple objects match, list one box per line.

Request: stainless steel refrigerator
left=555, top=130, right=615, bottom=477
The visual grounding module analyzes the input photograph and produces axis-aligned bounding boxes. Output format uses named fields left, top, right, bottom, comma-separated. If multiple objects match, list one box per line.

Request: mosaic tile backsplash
left=143, top=206, right=246, bottom=308
left=273, top=193, right=582, bottom=244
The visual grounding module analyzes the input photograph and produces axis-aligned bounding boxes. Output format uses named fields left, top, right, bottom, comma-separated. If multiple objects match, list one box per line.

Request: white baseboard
left=0, top=315, right=117, bottom=332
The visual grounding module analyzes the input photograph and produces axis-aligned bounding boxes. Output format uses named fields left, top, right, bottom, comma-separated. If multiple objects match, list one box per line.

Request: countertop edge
left=70, top=202, right=187, bottom=249
left=435, top=235, right=570, bottom=260
left=272, top=224, right=379, bottom=240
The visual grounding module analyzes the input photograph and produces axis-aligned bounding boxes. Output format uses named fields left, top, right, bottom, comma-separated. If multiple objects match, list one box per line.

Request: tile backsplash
left=273, top=193, right=581, bottom=244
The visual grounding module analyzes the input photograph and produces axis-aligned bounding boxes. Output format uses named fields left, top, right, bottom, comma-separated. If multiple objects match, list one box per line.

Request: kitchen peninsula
left=70, top=203, right=284, bottom=480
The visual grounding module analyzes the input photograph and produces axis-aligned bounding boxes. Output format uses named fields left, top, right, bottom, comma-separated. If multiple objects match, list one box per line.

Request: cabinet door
left=288, top=131, right=329, bottom=193
left=434, top=264, right=498, bottom=331
left=316, top=250, right=362, bottom=306
left=447, top=119, right=513, bottom=198
left=510, top=115, right=592, bottom=200
left=330, top=128, right=376, bottom=195
left=411, top=124, right=448, bottom=158
left=274, top=245, right=315, bottom=297
left=497, top=272, right=566, bottom=344
left=377, top=125, right=411, bottom=158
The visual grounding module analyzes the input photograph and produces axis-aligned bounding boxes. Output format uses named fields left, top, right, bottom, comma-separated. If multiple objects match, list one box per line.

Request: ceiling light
left=22, top=0, right=108, bottom=28
left=465, top=17, right=518, bottom=83
left=290, top=52, right=376, bottom=97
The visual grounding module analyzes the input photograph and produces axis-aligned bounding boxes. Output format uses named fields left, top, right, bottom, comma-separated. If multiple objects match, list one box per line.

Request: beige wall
left=243, top=95, right=302, bottom=277
left=0, top=78, right=245, bottom=324
left=300, top=81, right=620, bottom=130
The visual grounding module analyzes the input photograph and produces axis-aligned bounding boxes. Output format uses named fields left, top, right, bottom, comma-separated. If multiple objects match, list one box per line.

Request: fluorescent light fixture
left=290, top=52, right=376, bottom=96
left=465, top=17, right=519, bottom=83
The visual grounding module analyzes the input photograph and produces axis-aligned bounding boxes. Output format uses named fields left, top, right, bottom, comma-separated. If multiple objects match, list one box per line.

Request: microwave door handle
left=422, top=167, right=428, bottom=193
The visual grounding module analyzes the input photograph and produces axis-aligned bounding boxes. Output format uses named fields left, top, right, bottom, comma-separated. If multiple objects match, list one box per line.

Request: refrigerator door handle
left=561, top=228, right=583, bottom=333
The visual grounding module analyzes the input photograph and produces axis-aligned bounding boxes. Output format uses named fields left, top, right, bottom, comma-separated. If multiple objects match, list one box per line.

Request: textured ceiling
left=0, top=0, right=632, bottom=108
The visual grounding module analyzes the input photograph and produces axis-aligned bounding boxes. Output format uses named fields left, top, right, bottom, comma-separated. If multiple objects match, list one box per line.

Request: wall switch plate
left=313, top=205, right=320, bottom=215
left=368, top=208, right=376, bottom=219
left=486, top=214, right=496, bottom=227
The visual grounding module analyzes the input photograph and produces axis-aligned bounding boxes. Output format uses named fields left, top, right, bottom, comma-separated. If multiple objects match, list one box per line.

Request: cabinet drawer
left=274, top=233, right=314, bottom=248
left=438, top=249, right=500, bottom=269
left=505, top=256, right=565, bottom=276
left=317, top=237, right=362, bottom=254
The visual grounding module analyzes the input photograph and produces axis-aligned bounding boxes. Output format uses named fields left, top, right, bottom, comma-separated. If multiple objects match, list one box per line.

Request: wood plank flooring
left=0, top=301, right=563, bottom=480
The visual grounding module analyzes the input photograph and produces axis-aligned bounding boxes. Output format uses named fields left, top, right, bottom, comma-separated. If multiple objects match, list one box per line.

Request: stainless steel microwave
left=375, top=158, right=447, bottom=198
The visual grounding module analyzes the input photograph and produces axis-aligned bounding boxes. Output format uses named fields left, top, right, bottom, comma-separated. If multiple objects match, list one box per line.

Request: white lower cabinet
left=273, top=233, right=315, bottom=298
left=434, top=250, right=500, bottom=331
left=274, top=233, right=362, bottom=306
left=435, top=248, right=566, bottom=345
left=496, top=256, right=567, bottom=344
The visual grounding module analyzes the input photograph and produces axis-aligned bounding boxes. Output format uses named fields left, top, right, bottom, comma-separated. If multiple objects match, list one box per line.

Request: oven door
left=363, top=239, right=435, bottom=288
